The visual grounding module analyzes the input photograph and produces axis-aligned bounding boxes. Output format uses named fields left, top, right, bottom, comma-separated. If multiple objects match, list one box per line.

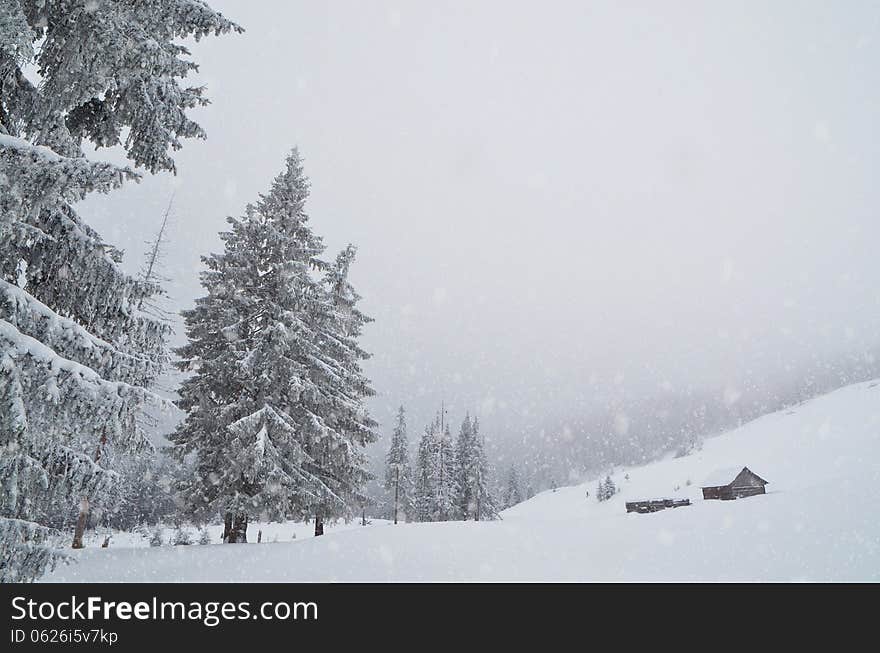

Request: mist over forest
left=68, top=1, right=880, bottom=507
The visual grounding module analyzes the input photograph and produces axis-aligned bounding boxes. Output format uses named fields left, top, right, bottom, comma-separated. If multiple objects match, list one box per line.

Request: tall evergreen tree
left=170, top=150, right=376, bottom=543
left=413, top=418, right=437, bottom=523
left=0, top=0, right=239, bottom=581
left=412, top=414, right=448, bottom=522
left=504, top=464, right=523, bottom=509
left=454, top=414, right=477, bottom=519
left=596, top=475, right=617, bottom=502
left=310, top=243, right=378, bottom=534
left=468, top=417, right=498, bottom=520
left=454, top=415, right=498, bottom=520
left=412, top=413, right=458, bottom=522
left=604, top=475, right=618, bottom=499
left=435, top=421, right=458, bottom=521
left=384, top=405, right=413, bottom=524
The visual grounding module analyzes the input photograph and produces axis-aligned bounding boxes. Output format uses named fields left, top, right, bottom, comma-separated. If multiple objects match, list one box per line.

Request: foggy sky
left=80, top=1, right=880, bottom=459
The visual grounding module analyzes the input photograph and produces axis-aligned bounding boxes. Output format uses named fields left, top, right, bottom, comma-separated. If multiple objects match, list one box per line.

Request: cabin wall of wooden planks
left=701, top=485, right=766, bottom=501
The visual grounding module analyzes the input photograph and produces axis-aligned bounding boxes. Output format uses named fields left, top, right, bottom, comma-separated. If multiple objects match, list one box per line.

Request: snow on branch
left=0, top=319, right=167, bottom=409
left=0, top=280, right=165, bottom=386
left=0, top=134, right=138, bottom=214
left=0, top=517, right=66, bottom=583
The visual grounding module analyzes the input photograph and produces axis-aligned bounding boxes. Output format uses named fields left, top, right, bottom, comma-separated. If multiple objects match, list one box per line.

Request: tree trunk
left=72, top=430, right=106, bottom=549
left=314, top=511, right=324, bottom=536
left=228, top=513, right=248, bottom=543
left=71, top=497, right=89, bottom=549
left=222, top=513, right=233, bottom=543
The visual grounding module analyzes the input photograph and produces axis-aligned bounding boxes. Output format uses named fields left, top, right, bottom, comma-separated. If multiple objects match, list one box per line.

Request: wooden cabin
left=701, top=467, right=768, bottom=500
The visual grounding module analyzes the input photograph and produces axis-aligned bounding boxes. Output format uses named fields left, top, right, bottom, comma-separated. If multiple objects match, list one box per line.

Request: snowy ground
left=67, top=517, right=382, bottom=550
left=42, top=380, right=880, bottom=582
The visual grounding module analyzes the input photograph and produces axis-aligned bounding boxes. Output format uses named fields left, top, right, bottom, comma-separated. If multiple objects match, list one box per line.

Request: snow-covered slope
left=42, top=380, right=880, bottom=582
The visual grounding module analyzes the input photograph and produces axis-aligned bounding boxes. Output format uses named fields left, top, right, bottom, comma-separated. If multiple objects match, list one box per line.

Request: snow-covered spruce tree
left=0, top=0, right=239, bottom=581
left=596, top=475, right=617, bottom=502
left=435, top=422, right=458, bottom=521
left=454, top=414, right=476, bottom=519
left=596, top=478, right=607, bottom=502
left=106, top=452, right=178, bottom=530
left=170, top=150, right=376, bottom=543
left=412, top=413, right=460, bottom=522
left=504, top=464, right=523, bottom=509
left=605, top=475, right=618, bottom=498
left=454, top=414, right=498, bottom=520
left=384, top=405, right=413, bottom=524
left=467, top=417, right=497, bottom=520
left=413, top=420, right=437, bottom=522
left=310, top=243, right=378, bottom=535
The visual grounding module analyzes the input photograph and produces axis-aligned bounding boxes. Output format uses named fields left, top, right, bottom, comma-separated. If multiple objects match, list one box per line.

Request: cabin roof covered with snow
left=701, top=466, right=768, bottom=488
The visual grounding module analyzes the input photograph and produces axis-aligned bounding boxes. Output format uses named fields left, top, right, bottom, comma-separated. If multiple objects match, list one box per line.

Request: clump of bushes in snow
left=149, top=527, right=164, bottom=547
left=172, top=527, right=192, bottom=546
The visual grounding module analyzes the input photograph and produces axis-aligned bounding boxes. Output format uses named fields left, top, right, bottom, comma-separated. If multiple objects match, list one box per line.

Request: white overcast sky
left=81, top=1, right=880, bottom=448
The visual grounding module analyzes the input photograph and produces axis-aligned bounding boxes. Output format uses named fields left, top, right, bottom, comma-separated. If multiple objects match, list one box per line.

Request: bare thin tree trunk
left=314, top=511, right=324, bottom=536
left=137, top=193, right=174, bottom=310
left=393, top=467, right=400, bottom=525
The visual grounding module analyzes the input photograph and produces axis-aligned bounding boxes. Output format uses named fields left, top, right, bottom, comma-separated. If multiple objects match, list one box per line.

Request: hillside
left=42, top=380, right=880, bottom=582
